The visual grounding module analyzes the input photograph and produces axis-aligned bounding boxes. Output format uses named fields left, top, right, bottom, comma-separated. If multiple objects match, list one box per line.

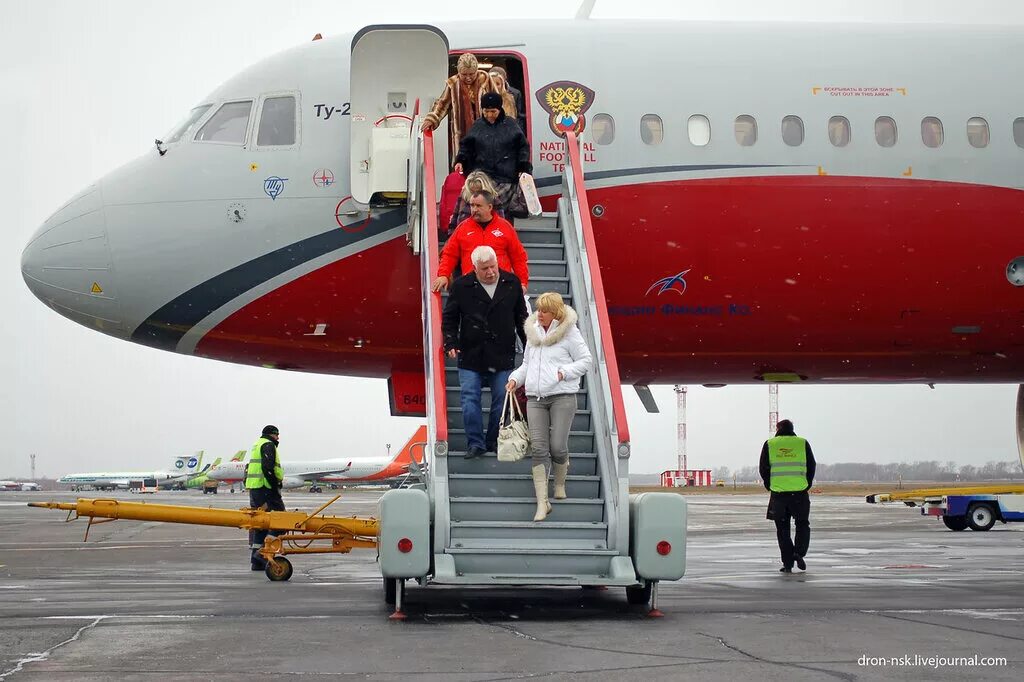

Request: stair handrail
left=562, top=131, right=631, bottom=448
left=420, top=128, right=448, bottom=445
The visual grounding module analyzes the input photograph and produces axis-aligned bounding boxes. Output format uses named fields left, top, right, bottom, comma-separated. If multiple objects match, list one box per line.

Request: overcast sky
left=3, top=1, right=1023, bottom=479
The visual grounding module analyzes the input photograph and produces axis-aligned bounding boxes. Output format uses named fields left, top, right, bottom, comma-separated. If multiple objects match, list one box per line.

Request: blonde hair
left=488, top=73, right=518, bottom=119
left=535, top=292, right=566, bottom=321
left=456, top=53, right=478, bottom=73
left=461, top=171, right=498, bottom=202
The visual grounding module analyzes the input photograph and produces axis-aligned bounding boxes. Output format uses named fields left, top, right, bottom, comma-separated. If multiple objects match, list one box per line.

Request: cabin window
left=1015, top=118, right=1024, bottom=148
left=195, top=101, right=253, bottom=144
left=874, top=117, right=897, bottom=147
left=966, top=117, right=989, bottom=148
left=781, top=115, right=804, bottom=146
left=640, top=114, right=664, bottom=145
left=687, top=115, right=711, bottom=146
left=921, top=116, right=943, bottom=148
left=166, top=105, right=212, bottom=144
left=734, top=115, right=757, bottom=146
left=257, top=96, right=297, bottom=146
left=592, top=113, right=615, bottom=145
left=828, top=116, right=851, bottom=147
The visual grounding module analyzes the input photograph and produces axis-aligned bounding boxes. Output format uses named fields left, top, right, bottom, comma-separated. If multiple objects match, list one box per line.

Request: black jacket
left=261, top=440, right=281, bottom=490
left=455, top=109, right=532, bottom=184
left=506, top=84, right=527, bottom=135
left=759, top=436, right=816, bottom=492
left=442, top=270, right=528, bottom=373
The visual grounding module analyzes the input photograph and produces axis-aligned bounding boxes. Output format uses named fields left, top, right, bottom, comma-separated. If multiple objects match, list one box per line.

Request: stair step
left=449, top=537, right=608, bottom=549
left=526, top=276, right=569, bottom=296
left=442, top=547, right=626, bottom=578
left=450, top=496, right=604, bottom=522
left=514, top=228, right=562, bottom=244
left=429, top=574, right=638, bottom=587
left=447, top=429, right=595, bottom=454
left=447, top=451, right=597, bottom=476
left=522, top=243, right=565, bottom=261
left=451, top=520, right=608, bottom=542
left=528, top=260, right=568, bottom=278
left=447, top=473, right=600, bottom=498
left=446, top=408, right=591, bottom=432
left=443, top=385, right=589, bottom=409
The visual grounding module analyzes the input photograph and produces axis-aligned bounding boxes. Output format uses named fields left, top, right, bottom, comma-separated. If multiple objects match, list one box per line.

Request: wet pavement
left=1, top=490, right=1021, bottom=680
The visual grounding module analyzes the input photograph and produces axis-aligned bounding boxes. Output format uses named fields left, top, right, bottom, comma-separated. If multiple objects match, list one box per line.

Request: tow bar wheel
left=265, top=556, right=294, bottom=581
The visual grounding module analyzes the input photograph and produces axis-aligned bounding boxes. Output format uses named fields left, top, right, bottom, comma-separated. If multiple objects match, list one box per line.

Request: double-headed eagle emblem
left=535, top=80, right=596, bottom=136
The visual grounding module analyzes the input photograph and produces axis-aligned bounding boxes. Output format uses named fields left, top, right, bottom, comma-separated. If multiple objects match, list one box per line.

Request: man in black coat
left=442, top=245, right=528, bottom=458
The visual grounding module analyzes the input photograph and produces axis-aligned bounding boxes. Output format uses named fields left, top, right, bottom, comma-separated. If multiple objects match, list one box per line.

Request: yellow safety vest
left=245, top=438, right=283, bottom=489
left=767, top=435, right=809, bottom=493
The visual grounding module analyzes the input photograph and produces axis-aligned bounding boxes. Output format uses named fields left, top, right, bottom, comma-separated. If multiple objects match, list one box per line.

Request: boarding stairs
left=413, top=127, right=635, bottom=587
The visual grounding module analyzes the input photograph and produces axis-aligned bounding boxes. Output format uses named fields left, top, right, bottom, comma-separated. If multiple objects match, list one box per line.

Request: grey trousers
left=527, top=394, right=577, bottom=466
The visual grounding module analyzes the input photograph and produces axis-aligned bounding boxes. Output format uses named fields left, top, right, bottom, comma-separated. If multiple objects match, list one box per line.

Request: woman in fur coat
left=507, top=292, right=593, bottom=521
left=421, top=53, right=496, bottom=159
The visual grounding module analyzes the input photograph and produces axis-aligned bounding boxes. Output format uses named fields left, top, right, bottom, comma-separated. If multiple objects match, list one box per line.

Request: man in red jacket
left=432, top=190, right=529, bottom=293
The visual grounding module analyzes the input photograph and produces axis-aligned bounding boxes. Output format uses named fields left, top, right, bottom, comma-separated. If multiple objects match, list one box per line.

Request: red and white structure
left=659, top=385, right=713, bottom=487
left=660, top=469, right=713, bottom=487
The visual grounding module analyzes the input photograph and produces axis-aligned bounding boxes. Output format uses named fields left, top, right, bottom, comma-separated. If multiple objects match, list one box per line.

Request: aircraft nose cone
left=21, top=186, right=125, bottom=337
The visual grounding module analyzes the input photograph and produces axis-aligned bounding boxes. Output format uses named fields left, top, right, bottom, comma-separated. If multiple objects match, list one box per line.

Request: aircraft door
left=349, top=25, right=449, bottom=206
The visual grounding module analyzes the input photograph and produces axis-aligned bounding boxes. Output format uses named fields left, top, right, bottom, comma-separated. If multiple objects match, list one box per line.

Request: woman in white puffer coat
left=507, top=292, right=593, bottom=521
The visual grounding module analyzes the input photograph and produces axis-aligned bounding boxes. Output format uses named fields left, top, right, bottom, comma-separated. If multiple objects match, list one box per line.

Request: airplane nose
left=21, top=185, right=125, bottom=337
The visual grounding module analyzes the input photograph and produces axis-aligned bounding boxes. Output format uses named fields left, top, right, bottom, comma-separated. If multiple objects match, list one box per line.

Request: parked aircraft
left=58, top=453, right=206, bottom=491
left=0, top=481, right=40, bottom=491
left=207, top=425, right=427, bottom=489
left=19, top=19, right=1024, bottom=424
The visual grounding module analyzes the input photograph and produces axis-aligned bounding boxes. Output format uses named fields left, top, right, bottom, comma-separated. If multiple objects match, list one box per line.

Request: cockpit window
left=195, top=101, right=253, bottom=144
left=165, top=105, right=212, bottom=144
left=257, top=96, right=297, bottom=146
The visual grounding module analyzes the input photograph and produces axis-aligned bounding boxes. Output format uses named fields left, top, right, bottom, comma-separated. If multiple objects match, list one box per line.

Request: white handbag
left=497, top=390, right=531, bottom=463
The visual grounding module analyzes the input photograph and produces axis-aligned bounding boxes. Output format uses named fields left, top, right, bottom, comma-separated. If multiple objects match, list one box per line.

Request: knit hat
left=481, top=92, right=503, bottom=110
left=262, top=425, right=280, bottom=436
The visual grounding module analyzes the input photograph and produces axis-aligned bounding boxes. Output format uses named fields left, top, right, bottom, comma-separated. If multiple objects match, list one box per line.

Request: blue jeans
left=458, top=368, right=512, bottom=451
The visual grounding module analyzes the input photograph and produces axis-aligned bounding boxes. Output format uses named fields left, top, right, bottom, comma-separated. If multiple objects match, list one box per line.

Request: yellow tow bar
left=29, top=496, right=378, bottom=582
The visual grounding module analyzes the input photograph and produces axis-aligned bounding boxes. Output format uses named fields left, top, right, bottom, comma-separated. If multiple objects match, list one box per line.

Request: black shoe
left=485, top=443, right=497, bottom=455
left=465, top=447, right=484, bottom=460
left=795, top=556, right=806, bottom=571
left=779, top=566, right=792, bottom=573
left=251, top=564, right=265, bottom=571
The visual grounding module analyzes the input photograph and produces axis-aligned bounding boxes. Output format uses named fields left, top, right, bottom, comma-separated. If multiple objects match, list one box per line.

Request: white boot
left=552, top=461, right=569, bottom=500
left=531, top=464, right=551, bottom=522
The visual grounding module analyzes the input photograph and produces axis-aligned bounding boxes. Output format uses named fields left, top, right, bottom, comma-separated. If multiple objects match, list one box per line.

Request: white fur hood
left=524, top=305, right=579, bottom=347
left=510, top=305, right=592, bottom=398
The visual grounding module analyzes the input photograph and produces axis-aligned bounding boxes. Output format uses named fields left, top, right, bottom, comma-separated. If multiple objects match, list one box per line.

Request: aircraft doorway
left=442, top=50, right=532, bottom=168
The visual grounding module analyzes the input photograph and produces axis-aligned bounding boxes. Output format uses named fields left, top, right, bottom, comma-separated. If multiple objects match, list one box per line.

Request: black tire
left=942, top=515, right=969, bottom=531
left=967, top=503, right=996, bottom=532
left=384, top=577, right=405, bottom=605
left=265, top=556, right=293, bottom=582
left=626, top=581, right=652, bottom=606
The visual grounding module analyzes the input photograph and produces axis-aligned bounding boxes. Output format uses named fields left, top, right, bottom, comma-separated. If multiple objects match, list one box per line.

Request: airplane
left=185, top=451, right=245, bottom=489
left=0, top=481, right=40, bottom=491
left=206, top=425, right=427, bottom=489
left=58, top=454, right=206, bottom=491
left=17, top=17, right=1024, bottom=427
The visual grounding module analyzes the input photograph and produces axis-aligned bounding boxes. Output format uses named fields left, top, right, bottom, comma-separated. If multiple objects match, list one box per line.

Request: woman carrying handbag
left=506, top=293, right=593, bottom=521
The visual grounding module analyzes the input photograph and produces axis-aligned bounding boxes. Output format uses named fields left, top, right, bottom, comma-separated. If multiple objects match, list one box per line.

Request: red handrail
left=564, top=131, right=630, bottom=444
left=422, top=128, right=448, bottom=441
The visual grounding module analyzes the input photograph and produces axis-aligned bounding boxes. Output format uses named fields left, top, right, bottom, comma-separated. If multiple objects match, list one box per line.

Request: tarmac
left=1, top=489, right=1022, bottom=680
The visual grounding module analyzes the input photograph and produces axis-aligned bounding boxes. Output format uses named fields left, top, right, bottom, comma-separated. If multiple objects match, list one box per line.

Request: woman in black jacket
left=454, top=92, right=532, bottom=216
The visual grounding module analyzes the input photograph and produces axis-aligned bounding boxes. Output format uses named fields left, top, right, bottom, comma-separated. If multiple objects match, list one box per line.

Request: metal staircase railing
left=559, top=130, right=632, bottom=555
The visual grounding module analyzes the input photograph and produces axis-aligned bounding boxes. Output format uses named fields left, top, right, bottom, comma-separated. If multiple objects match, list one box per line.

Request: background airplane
left=0, top=481, right=40, bottom=491
left=206, top=425, right=427, bottom=489
left=58, top=453, right=206, bottom=491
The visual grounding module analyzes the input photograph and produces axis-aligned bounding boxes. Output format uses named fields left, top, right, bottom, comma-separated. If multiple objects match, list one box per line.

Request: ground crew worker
left=246, top=425, right=285, bottom=570
left=759, top=419, right=816, bottom=573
